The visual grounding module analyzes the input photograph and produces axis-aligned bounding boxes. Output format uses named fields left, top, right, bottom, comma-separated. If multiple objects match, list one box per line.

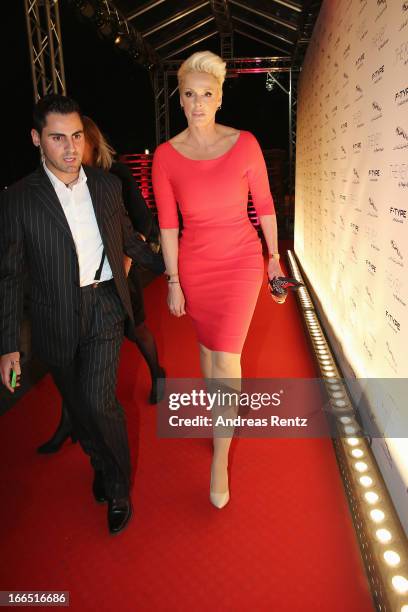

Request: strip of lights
left=287, top=249, right=408, bottom=611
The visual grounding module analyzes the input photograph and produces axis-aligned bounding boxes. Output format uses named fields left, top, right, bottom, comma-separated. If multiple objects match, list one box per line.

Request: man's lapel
left=28, top=166, right=76, bottom=251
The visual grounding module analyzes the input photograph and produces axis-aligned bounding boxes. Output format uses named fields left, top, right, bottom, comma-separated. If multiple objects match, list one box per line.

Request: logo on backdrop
left=389, top=205, right=407, bottom=223
left=368, top=196, right=379, bottom=217
left=352, top=168, right=360, bottom=184
left=365, top=226, right=380, bottom=251
left=393, top=126, right=408, bottom=150
left=395, top=86, right=408, bottom=106
left=389, top=162, right=408, bottom=188
left=386, top=269, right=406, bottom=307
left=372, top=64, right=385, bottom=83
left=390, top=239, right=404, bottom=265
left=400, top=2, right=408, bottom=32
left=371, top=100, right=383, bottom=121
left=355, top=83, right=364, bottom=101
left=359, top=0, right=368, bottom=16
left=375, top=0, right=388, bottom=23
left=356, top=19, right=368, bottom=41
left=368, top=132, right=384, bottom=153
left=369, top=168, right=381, bottom=182
left=394, top=40, right=408, bottom=65
left=355, top=53, right=365, bottom=70
left=353, top=141, right=362, bottom=154
left=366, top=259, right=377, bottom=275
left=385, top=310, right=401, bottom=333
left=353, top=110, right=364, bottom=128
left=372, top=25, right=389, bottom=50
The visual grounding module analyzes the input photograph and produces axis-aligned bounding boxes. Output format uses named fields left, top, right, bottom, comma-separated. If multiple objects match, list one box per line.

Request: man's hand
left=0, top=352, right=21, bottom=393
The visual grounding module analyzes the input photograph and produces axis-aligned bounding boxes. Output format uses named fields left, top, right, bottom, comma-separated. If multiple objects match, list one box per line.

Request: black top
left=109, top=161, right=154, bottom=239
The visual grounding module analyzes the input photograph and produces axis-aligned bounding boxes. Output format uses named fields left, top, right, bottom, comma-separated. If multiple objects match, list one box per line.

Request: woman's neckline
left=166, top=130, right=243, bottom=161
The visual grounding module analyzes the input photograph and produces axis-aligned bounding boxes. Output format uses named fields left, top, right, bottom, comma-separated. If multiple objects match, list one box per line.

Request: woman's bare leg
left=208, top=350, right=241, bottom=504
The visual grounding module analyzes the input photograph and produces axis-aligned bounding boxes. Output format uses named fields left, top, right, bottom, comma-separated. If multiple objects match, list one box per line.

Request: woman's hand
left=167, top=283, right=186, bottom=317
left=267, top=258, right=286, bottom=304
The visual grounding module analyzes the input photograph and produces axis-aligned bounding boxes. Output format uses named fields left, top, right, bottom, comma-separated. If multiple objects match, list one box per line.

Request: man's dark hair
left=33, top=94, right=82, bottom=134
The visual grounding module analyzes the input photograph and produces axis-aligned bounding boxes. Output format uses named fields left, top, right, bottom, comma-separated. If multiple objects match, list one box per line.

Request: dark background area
left=2, top=1, right=289, bottom=189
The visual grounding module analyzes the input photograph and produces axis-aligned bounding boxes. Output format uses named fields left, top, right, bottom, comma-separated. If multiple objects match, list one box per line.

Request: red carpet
left=0, top=257, right=374, bottom=611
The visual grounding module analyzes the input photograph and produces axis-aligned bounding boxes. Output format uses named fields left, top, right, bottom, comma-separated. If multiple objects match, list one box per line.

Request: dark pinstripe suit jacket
left=0, top=165, right=139, bottom=366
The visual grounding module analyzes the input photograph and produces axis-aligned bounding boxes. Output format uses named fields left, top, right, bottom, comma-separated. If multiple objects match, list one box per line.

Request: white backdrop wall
left=295, top=0, right=408, bottom=532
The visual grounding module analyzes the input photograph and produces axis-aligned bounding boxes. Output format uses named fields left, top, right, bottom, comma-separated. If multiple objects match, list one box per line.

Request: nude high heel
left=210, top=465, right=230, bottom=509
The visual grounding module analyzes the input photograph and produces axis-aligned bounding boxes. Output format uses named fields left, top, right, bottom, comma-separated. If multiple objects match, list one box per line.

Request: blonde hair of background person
left=82, top=115, right=116, bottom=171
left=152, top=50, right=283, bottom=509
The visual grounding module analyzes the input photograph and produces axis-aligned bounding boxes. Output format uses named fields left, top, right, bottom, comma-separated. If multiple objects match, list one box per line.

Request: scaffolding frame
left=24, top=0, right=66, bottom=101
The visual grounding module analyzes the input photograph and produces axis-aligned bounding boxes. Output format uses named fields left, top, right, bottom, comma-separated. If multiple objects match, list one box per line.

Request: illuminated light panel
left=392, top=575, right=408, bottom=594
left=365, top=491, right=379, bottom=504
left=384, top=551, right=400, bottom=567
left=354, top=461, right=368, bottom=472
left=370, top=509, right=385, bottom=523
left=376, top=529, right=392, bottom=543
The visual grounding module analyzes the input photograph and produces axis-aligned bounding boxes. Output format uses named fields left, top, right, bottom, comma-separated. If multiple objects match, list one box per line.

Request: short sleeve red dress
left=152, top=130, right=275, bottom=354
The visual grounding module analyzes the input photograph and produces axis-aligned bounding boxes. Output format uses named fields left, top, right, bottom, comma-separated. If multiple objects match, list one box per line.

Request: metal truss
left=69, top=0, right=158, bottom=67
left=24, top=0, right=66, bottom=101
left=153, top=68, right=170, bottom=145
left=210, top=0, right=233, bottom=58
left=288, top=68, right=299, bottom=196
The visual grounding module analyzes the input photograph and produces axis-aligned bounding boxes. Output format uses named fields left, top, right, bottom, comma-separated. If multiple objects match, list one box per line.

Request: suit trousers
left=49, top=280, right=131, bottom=499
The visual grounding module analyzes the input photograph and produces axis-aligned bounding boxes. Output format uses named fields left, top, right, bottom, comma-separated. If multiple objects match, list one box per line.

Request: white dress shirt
left=43, top=162, right=113, bottom=287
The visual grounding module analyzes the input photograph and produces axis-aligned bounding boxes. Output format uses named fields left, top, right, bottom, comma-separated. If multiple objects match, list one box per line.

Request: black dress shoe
left=93, top=471, right=108, bottom=504
left=108, top=497, right=132, bottom=535
left=37, top=402, right=77, bottom=454
left=37, top=429, right=77, bottom=454
left=149, top=367, right=166, bottom=404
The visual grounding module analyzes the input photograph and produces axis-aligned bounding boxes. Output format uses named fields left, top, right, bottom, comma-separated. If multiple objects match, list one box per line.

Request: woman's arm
left=258, top=214, right=283, bottom=280
left=160, top=228, right=186, bottom=317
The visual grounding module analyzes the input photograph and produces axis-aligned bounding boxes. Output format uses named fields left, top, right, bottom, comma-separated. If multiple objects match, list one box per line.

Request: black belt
left=80, top=278, right=115, bottom=291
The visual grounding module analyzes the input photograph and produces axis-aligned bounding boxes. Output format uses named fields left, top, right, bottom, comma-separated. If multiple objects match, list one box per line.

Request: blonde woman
left=152, top=51, right=283, bottom=508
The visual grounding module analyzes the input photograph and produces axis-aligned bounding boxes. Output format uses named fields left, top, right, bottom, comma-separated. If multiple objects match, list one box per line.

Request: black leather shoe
left=37, top=429, right=77, bottom=454
left=93, top=471, right=108, bottom=504
left=149, top=367, right=166, bottom=404
left=107, top=497, right=132, bottom=535
left=37, top=402, right=77, bottom=454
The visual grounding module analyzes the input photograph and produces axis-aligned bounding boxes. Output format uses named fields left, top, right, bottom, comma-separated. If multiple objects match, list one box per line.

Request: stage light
left=351, top=449, right=364, bottom=458
left=376, top=528, right=392, bottom=543
left=354, top=461, right=368, bottom=472
left=370, top=509, right=385, bottom=523
left=391, top=575, right=408, bottom=594
left=115, top=33, right=131, bottom=51
left=266, top=73, right=274, bottom=92
left=383, top=550, right=400, bottom=566
left=78, top=0, right=95, bottom=18
left=347, top=437, right=360, bottom=446
left=359, top=475, right=373, bottom=487
left=365, top=491, right=379, bottom=504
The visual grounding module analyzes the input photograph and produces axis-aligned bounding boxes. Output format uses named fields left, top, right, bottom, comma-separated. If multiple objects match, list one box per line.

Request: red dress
left=152, top=130, right=275, bottom=353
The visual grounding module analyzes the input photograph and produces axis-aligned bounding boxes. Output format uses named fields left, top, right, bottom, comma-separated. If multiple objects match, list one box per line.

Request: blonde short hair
left=82, top=115, right=116, bottom=171
left=177, top=51, right=227, bottom=90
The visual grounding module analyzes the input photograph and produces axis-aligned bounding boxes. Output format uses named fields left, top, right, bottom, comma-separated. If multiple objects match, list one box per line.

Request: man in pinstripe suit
left=0, top=95, right=143, bottom=535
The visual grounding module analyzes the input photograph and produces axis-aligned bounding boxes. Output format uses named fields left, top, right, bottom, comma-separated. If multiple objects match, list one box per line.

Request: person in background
left=37, top=115, right=165, bottom=455
left=152, top=51, right=284, bottom=509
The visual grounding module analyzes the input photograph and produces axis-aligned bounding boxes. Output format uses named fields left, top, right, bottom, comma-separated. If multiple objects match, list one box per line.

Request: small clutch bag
left=268, top=276, right=304, bottom=300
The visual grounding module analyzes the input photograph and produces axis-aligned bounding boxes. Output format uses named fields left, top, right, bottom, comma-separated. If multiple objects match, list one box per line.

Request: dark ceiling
left=72, top=0, right=322, bottom=66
